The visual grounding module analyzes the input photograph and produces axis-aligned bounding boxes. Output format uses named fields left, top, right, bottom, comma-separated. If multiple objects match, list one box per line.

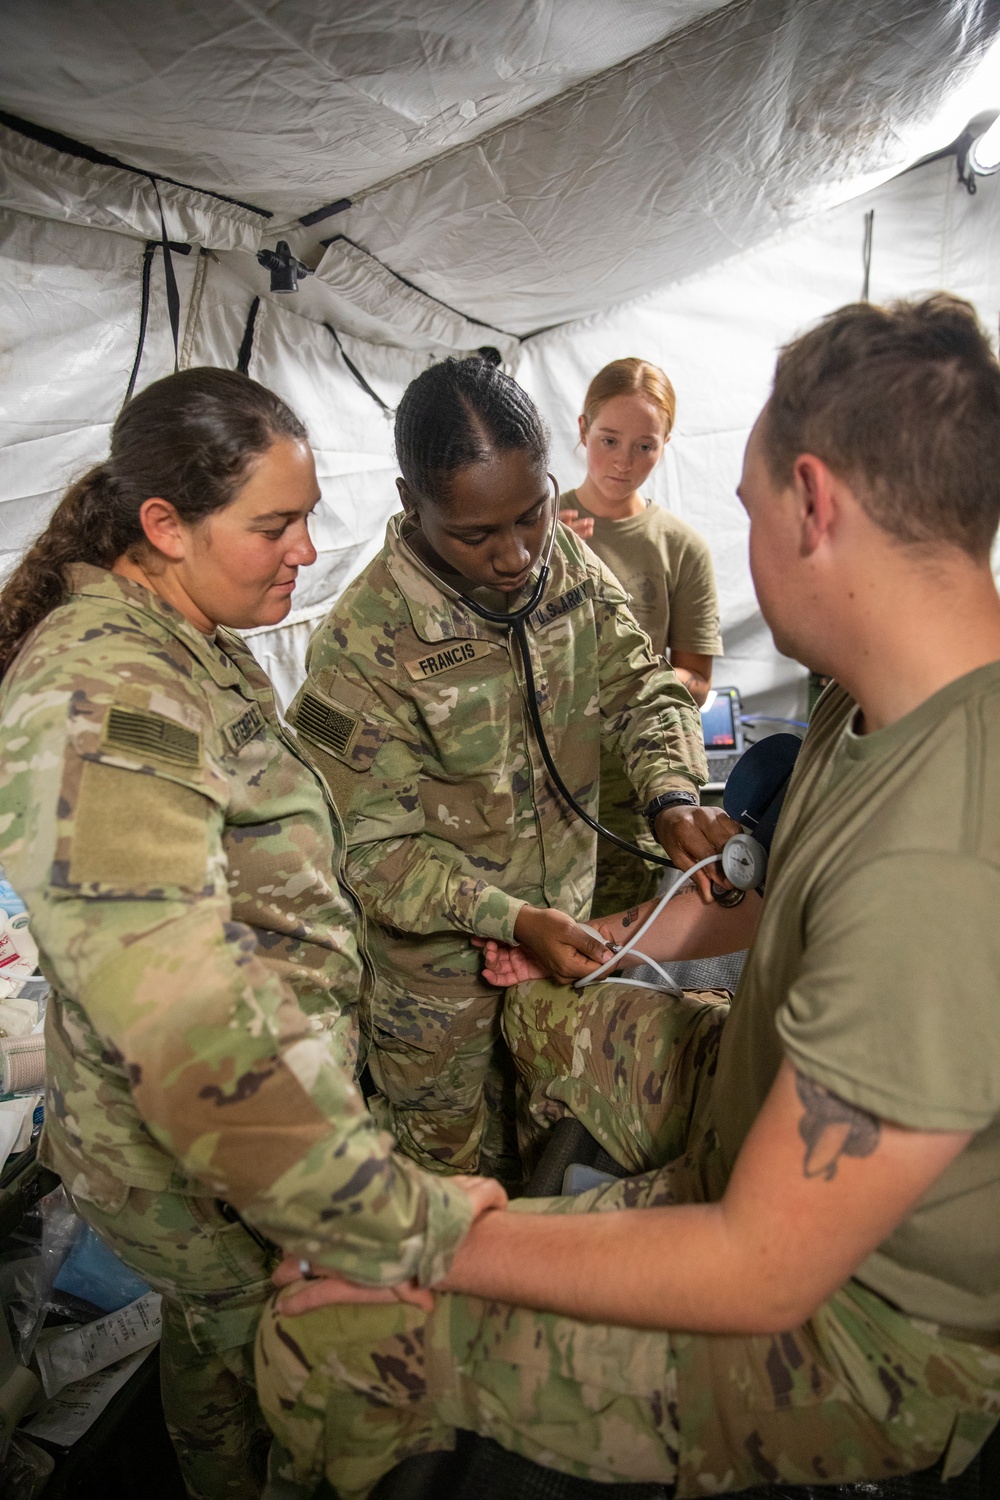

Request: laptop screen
left=701, top=690, right=737, bottom=749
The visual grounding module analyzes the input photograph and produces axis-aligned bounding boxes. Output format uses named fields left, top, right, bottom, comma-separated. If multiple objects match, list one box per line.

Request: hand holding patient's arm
left=275, top=1175, right=507, bottom=1315
left=434, top=1059, right=970, bottom=1334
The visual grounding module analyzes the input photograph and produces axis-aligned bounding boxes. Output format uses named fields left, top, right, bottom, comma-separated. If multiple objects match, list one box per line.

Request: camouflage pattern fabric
left=289, top=517, right=706, bottom=1173
left=80, top=1187, right=272, bottom=1499
left=591, top=744, right=664, bottom=917
left=256, top=1264, right=1000, bottom=1500
left=255, top=980, right=1000, bottom=1498
left=0, top=567, right=475, bottom=1495
left=503, top=977, right=730, bottom=1178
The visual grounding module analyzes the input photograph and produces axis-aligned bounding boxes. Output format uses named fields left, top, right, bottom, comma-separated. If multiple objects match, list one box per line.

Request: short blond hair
left=581, top=358, right=676, bottom=436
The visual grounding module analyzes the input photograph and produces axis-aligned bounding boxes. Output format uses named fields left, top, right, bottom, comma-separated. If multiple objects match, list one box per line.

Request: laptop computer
left=700, top=686, right=744, bottom=790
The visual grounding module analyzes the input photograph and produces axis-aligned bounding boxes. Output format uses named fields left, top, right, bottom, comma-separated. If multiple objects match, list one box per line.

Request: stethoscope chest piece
left=720, top=832, right=768, bottom=891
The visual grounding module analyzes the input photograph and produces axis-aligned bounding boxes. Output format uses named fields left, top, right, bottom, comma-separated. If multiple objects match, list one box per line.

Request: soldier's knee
left=504, top=978, right=578, bottom=1048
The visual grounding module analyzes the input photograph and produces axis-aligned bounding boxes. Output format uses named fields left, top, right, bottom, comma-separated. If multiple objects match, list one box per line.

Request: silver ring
left=298, top=1258, right=311, bottom=1278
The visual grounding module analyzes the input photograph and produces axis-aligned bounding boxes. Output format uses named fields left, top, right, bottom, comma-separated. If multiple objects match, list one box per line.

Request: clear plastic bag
left=10, top=1187, right=84, bottom=1362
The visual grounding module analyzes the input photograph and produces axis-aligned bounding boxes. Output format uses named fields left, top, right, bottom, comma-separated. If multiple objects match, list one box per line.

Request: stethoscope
left=454, top=474, right=682, bottom=871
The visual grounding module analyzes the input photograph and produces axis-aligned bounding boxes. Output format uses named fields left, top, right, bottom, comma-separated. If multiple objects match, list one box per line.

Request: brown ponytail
left=0, top=367, right=306, bottom=678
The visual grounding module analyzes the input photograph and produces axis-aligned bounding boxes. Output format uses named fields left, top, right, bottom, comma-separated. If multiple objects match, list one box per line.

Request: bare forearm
left=671, top=666, right=711, bottom=707
left=436, top=1201, right=800, bottom=1334
left=603, top=886, right=761, bottom=961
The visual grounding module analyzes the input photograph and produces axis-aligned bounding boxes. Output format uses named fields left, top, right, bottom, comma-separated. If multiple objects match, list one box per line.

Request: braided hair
left=394, top=357, right=549, bottom=504
left=0, top=368, right=306, bottom=678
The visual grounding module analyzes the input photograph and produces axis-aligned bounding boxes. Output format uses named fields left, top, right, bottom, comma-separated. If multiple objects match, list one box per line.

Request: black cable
left=511, top=617, right=677, bottom=868
left=236, top=296, right=260, bottom=374
left=149, top=177, right=180, bottom=372
left=121, top=241, right=156, bottom=406
left=323, top=323, right=392, bottom=414
left=321, top=233, right=520, bottom=342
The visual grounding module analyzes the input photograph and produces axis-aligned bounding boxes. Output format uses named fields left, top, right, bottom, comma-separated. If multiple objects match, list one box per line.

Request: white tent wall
left=3, top=139, right=1000, bottom=719
left=516, top=154, right=1000, bottom=722
left=0, top=209, right=203, bottom=578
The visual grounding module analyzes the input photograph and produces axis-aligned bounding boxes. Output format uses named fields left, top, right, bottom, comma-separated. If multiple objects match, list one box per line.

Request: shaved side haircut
left=763, top=293, right=1000, bottom=558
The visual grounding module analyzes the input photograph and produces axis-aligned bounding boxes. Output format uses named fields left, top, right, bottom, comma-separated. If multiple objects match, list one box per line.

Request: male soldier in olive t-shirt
left=256, top=295, right=1000, bottom=1497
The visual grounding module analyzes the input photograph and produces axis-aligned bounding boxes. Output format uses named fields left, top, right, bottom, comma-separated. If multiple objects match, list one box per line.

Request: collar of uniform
left=65, top=564, right=242, bottom=689
left=382, top=514, right=511, bottom=645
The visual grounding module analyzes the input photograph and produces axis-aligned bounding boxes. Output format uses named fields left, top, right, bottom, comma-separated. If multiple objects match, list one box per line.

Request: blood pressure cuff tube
left=723, top=732, right=801, bottom=853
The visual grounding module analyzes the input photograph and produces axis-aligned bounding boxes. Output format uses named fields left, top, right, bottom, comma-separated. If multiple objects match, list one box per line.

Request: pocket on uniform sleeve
left=64, top=759, right=211, bottom=896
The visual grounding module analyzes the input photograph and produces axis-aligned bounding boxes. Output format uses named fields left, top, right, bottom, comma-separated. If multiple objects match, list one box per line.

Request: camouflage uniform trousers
left=74, top=1186, right=277, bottom=1500
left=254, top=980, right=1000, bottom=1498
left=591, top=745, right=663, bottom=919
left=362, top=936, right=523, bottom=1186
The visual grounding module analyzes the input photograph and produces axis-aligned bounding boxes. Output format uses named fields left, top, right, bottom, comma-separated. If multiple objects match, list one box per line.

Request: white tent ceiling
left=3, top=1, right=1000, bottom=336
left=0, top=1, right=724, bottom=214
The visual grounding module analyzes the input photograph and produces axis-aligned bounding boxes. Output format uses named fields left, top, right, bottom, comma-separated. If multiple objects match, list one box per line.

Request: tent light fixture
left=969, top=116, right=1000, bottom=175
left=256, top=240, right=312, bottom=293
left=957, top=111, right=1000, bottom=193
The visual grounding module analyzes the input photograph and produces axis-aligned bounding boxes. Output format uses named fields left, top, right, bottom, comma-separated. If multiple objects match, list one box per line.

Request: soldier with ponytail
left=0, top=368, right=498, bottom=1497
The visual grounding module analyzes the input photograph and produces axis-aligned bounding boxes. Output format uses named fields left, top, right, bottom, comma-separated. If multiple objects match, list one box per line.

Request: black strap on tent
left=149, top=177, right=181, bottom=371
left=323, top=323, right=392, bottom=414
left=121, top=238, right=193, bottom=408
left=122, top=242, right=157, bottom=406
left=236, top=297, right=261, bottom=375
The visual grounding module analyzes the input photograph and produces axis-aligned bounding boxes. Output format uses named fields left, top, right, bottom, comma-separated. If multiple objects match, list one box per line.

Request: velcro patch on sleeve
left=295, top=690, right=361, bottom=757
left=102, top=705, right=201, bottom=767
left=404, top=639, right=494, bottom=680
left=529, top=578, right=595, bottom=632
left=222, top=702, right=267, bottom=753
left=68, top=759, right=209, bottom=893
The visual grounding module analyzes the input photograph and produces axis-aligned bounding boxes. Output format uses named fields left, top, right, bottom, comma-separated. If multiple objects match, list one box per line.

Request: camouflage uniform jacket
left=0, top=566, right=472, bottom=1285
left=290, top=517, right=706, bottom=978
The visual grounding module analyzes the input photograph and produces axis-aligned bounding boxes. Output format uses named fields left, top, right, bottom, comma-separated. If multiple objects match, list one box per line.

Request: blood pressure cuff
left=723, top=732, right=801, bottom=852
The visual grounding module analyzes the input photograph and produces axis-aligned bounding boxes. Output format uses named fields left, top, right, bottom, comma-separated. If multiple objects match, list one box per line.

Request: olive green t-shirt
left=711, top=665, right=1000, bottom=1330
left=561, top=489, right=723, bottom=657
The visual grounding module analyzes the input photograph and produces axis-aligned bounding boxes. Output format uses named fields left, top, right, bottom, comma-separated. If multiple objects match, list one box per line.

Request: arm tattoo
left=621, top=907, right=640, bottom=928
left=794, top=1069, right=881, bottom=1181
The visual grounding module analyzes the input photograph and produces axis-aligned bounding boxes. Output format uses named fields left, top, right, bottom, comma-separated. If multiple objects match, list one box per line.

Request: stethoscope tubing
left=457, top=475, right=680, bottom=870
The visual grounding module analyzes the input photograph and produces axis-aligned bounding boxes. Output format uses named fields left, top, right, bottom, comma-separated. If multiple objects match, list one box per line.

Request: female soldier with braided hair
left=291, top=356, right=735, bottom=1182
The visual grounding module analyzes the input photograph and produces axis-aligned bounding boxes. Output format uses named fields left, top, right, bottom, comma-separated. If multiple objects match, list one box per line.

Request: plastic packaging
left=0, top=917, right=36, bottom=984
left=54, top=1224, right=152, bottom=1314
left=0, top=880, right=26, bottom=919
left=0, top=1431, right=53, bottom=1499
left=33, top=1292, right=162, bottom=1399
left=12, top=1188, right=84, bottom=1362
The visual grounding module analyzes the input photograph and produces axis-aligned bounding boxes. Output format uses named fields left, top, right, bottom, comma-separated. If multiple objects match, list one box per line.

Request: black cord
left=121, top=241, right=156, bottom=407
left=236, top=296, right=260, bottom=374
left=149, top=177, right=180, bottom=372
left=511, top=617, right=677, bottom=868
left=323, top=323, right=392, bottom=414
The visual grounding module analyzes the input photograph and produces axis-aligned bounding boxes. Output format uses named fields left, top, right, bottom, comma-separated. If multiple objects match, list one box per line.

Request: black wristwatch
left=644, top=789, right=698, bottom=837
